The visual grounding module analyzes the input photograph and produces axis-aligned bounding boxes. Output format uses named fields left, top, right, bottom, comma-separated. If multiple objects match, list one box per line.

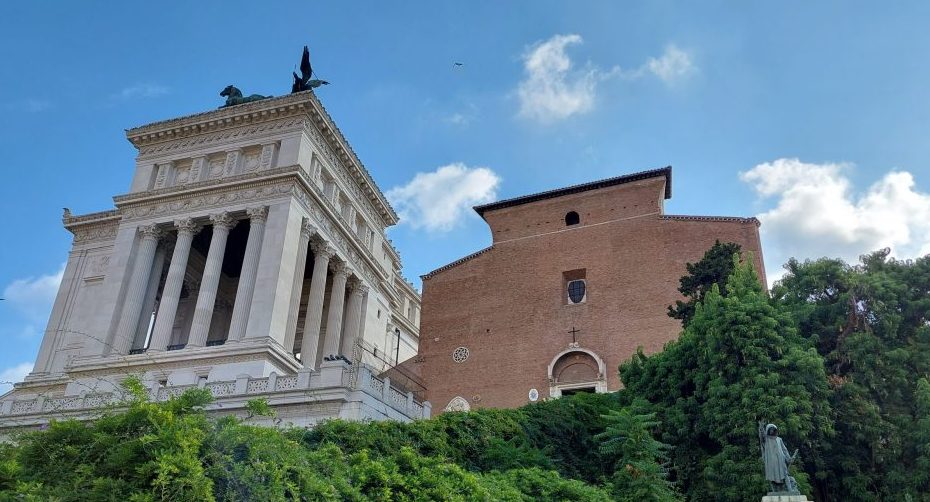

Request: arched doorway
left=548, top=348, right=607, bottom=398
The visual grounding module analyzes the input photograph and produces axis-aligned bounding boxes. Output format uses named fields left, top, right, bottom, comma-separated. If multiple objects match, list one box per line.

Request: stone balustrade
left=0, top=364, right=430, bottom=422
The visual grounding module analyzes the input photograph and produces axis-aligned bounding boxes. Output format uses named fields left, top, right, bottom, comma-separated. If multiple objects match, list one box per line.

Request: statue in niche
left=758, top=421, right=800, bottom=495
left=219, top=85, right=271, bottom=108
left=291, top=45, right=329, bottom=92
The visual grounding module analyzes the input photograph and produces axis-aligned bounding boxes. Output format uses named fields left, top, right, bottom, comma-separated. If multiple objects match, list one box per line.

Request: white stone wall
left=5, top=92, right=421, bottom=428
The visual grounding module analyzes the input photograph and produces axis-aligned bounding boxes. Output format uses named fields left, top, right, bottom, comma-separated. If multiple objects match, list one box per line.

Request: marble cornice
left=125, top=91, right=398, bottom=227
left=126, top=93, right=314, bottom=148
left=62, top=210, right=122, bottom=244
left=114, top=165, right=300, bottom=209
left=63, top=209, right=120, bottom=229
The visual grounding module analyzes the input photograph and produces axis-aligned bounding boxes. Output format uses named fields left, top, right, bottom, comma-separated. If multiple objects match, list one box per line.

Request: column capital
left=174, top=217, right=201, bottom=235
left=246, top=206, right=269, bottom=224
left=310, top=241, right=335, bottom=260
left=139, top=224, right=162, bottom=241
left=331, top=260, right=351, bottom=279
left=210, top=212, right=236, bottom=230
left=300, top=219, right=317, bottom=239
left=349, top=280, right=369, bottom=297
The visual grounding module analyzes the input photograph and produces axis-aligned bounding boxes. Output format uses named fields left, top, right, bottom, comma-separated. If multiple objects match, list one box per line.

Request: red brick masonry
left=415, top=168, right=765, bottom=411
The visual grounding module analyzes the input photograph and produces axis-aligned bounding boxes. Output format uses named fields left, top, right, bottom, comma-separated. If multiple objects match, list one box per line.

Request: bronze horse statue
left=219, top=85, right=271, bottom=108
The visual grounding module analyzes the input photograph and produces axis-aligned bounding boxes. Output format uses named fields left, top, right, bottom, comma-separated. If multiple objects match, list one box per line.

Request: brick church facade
left=414, top=167, right=765, bottom=412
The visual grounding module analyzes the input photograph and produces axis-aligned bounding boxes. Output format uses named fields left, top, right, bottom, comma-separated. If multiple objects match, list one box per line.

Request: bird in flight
left=452, top=62, right=464, bottom=68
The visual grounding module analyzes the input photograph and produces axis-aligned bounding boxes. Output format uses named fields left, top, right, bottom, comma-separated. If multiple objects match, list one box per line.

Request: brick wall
left=416, top=177, right=764, bottom=412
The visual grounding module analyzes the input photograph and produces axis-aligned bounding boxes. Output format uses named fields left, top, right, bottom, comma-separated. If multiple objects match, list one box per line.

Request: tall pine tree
left=623, top=255, right=832, bottom=501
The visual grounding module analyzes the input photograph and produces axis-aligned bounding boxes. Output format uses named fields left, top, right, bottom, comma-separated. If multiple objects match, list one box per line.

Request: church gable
left=478, top=169, right=669, bottom=243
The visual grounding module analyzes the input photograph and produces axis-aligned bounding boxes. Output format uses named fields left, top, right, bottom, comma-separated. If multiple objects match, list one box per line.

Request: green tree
left=668, top=240, right=743, bottom=327
left=624, top=255, right=832, bottom=501
left=595, top=403, right=680, bottom=501
left=773, top=251, right=930, bottom=500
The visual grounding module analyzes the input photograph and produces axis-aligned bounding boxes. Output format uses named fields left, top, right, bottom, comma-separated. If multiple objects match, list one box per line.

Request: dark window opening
left=565, top=211, right=580, bottom=226
left=567, top=280, right=586, bottom=304
left=562, top=387, right=596, bottom=396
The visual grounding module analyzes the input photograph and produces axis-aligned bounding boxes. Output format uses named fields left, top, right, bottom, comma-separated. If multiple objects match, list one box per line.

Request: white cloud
left=3, top=264, right=64, bottom=325
left=517, top=34, right=600, bottom=123
left=0, top=362, right=33, bottom=394
left=740, top=158, right=930, bottom=282
left=387, top=163, right=501, bottom=232
left=645, top=45, right=695, bottom=84
left=113, top=83, right=169, bottom=100
left=516, top=36, right=695, bottom=123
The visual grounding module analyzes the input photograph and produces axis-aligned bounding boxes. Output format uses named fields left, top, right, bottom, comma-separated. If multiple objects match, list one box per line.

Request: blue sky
left=2, top=1, right=929, bottom=389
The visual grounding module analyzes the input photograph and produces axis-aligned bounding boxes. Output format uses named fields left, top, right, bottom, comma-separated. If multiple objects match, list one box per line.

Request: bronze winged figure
left=292, top=45, right=329, bottom=93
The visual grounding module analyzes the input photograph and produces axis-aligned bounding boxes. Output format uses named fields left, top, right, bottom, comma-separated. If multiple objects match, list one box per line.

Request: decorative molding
left=118, top=179, right=294, bottom=221
left=174, top=217, right=200, bottom=235
left=245, top=205, right=269, bottom=224
left=71, top=223, right=119, bottom=244
left=139, top=224, right=162, bottom=241
left=310, top=241, right=335, bottom=260
left=660, top=214, right=761, bottom=226
left=300, top=218, right=316, bottom=239
left=444, top=396, right=470, bottom=412
left=63, top=209, right=120, bottom=227
left=134, top=117, right=307, bottom=157
left=210, top=212, right=235, bottom=229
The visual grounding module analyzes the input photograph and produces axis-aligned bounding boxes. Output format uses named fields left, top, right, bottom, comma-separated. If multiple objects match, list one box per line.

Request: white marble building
left=0, top=91, right=427, bottom=431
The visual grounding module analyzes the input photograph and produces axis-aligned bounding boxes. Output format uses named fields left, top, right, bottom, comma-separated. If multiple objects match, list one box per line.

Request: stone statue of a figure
left=758, top=421, right=800, bottom=495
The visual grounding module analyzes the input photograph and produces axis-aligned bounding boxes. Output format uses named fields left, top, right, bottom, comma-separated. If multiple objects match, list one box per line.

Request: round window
left=528, top=388, right=539, bottom=402
left=567, top=280, right=586, bottom=304
left=452, top=347, right=469, bottom=363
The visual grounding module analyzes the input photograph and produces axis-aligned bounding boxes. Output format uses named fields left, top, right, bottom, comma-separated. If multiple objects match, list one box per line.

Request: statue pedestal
left=762, top=495, right=810, bottom=502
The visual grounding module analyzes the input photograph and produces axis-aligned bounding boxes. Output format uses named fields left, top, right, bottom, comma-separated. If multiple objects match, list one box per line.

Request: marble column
left=228, top=206, right=268, bottom=341
left=131, top=243, right=169, bottom=351
left=299, top=243, right=335, bottom=367
left=339, top=281, right=368, bottom=360
left=283, top=219, right=315, bottom=353
left=321, top=262, right=349, bottom=360
left=187, top=212, right=235, bottom=348
left=112, top=224, right=161, bottom=355
left=148, top=218, right=199, bottom=351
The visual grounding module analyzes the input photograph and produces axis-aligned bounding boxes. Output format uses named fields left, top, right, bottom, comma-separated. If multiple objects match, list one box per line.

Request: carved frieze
left=71, top=223, right=119, bottom=244
left=189, top=157, right=205, bottom=183
left=136, top=118, right=306, bottom=158
left=119, top=182, right=293, bottom=221
left=242, top=151, right=260, bottom=173
left=258, top=143, right=277, bottom=170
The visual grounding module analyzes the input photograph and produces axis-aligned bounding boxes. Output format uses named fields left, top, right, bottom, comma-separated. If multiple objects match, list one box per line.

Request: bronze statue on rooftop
left=291, top=45, right=329, bottom=92
left=219, top=85, right=271, bottom=108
